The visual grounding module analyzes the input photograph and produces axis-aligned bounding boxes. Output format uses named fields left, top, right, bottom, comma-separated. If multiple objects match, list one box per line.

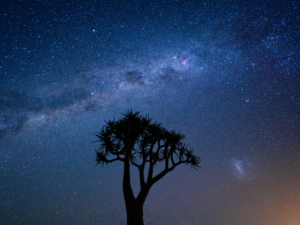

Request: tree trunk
left=126, top=201, right=144, bottom=225
left=123, top=150, right=144, bottom=225
left=123, top=143, right=151, bottom=225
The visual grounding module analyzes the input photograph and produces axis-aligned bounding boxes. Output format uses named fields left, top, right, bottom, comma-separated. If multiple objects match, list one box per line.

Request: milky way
left=1, top=1, right=300, bottom=225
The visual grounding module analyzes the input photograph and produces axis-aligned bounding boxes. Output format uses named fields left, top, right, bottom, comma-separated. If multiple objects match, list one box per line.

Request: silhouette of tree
left=94, top=110, right=200, bottom=225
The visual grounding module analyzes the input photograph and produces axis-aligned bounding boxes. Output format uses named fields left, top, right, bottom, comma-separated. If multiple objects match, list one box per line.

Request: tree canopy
left=94, top=110, right=200, bottom=178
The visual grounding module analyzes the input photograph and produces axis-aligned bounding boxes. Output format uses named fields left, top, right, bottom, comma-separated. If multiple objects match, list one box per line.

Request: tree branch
left=96, top=150, right=125, bottom=166
left=130, top=158, right=140, bottom=168
left=106, top=156, right=124, bottom=163
left=152, top=143, right=164, bottom=165
left=147, top=143, right=154, bottom=184
left=139, top=164, right=145, bottom=187
left=139, top=146, right=152, bottom=188
left=164, top=145, right=169, bottom=170
left=150, top=160, right=189, bottom=185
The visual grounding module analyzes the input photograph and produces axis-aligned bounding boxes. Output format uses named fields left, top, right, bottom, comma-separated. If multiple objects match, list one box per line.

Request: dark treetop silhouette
left=94, top=110, right=200, bottom=225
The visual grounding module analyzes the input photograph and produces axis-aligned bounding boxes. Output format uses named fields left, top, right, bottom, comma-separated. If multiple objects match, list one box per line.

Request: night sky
left=1, top=0, right=300, bottom=224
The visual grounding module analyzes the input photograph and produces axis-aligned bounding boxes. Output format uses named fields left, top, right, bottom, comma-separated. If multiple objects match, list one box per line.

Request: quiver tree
left=94, top=110, right=200, bottom=225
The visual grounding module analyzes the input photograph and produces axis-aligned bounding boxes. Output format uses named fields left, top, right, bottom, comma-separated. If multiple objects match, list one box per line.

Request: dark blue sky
left=1, top=0, right=300, bottom=224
